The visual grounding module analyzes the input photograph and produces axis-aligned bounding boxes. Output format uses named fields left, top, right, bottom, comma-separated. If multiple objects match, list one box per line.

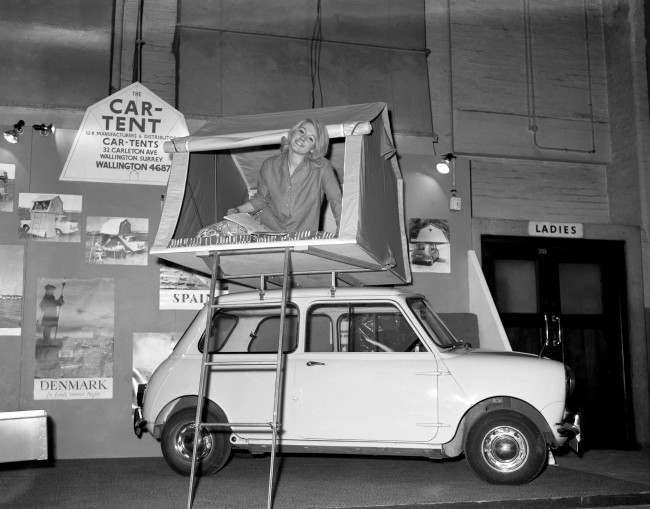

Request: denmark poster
left=34, top=278, right=114, bottom=400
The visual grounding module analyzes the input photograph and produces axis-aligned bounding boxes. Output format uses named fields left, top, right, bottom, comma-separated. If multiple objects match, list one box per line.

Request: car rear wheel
left=465, top=411, right=547, bottom=484
left=161, top=407, right=231, bottom=476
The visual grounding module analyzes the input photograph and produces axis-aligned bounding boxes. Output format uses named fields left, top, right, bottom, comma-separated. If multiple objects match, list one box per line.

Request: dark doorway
left=481, top=235, right=634, bottom=449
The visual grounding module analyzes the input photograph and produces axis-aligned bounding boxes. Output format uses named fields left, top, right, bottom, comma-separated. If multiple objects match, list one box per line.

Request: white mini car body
left=134, top=286, right=579, bottom=484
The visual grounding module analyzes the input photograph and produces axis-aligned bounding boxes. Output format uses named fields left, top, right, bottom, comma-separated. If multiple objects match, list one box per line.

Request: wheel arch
left=152, top=395, right=228, bottom=439
left=442, top=396, right=555, bottom=458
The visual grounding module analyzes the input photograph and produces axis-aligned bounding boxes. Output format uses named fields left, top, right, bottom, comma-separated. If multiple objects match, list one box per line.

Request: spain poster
left=34, top=278, right=114, bottom=400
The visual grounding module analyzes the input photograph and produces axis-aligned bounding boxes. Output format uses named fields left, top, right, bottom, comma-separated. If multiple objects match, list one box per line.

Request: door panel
left=287, top=352, right=438, bottom=442
left=482, top=236, right=633, bottom=449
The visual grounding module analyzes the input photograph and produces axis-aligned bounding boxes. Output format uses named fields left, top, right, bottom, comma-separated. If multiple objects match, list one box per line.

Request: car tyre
left=465, top=410, right=547, bottom=484
left=161, top=407, right=231, bottom=476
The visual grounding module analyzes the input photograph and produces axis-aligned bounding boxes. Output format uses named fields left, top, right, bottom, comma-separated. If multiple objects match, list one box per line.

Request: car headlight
left=565, top=364, right=575, bottom=400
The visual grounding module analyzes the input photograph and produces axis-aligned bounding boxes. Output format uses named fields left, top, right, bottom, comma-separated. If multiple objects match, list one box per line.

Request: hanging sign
left=60, top=82, right=188, bottom=186
left=528, top=221, right=583, bottom=238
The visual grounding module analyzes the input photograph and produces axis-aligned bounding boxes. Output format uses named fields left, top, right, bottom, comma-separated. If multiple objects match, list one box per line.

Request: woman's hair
left=281, top=118, right=330, bottom=160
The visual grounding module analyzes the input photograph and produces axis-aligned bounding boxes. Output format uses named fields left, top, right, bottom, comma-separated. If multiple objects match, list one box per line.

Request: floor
left=1, top=449, right=649, bottom=509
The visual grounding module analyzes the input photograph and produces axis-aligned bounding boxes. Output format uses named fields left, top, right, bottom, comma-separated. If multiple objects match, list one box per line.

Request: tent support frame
left=186, top=247, right=293, bottom=509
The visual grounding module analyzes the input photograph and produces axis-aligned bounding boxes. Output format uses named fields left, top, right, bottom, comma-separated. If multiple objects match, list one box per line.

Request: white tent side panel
left=151, top=103, right=411, bottom=286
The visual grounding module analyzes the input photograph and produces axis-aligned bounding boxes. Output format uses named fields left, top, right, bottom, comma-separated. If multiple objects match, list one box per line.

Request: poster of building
left=34, top=278, right=114, bottom=400
left=0, top=245, right=24, bottom=336
left=408, top=218, right=451, bottom=273
left=18, top=193, right=82, bottom=242
left=59, top=82, right=189, bottom=185
left=132, top=332, right=180, bottom=408
left=0, top=163, right=16, bottom=212
left=159, top=264, right=212, bottom=310
left=85, top=216, right=149, bottom=265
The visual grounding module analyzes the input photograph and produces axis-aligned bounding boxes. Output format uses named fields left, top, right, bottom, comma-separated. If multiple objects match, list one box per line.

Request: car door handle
left=306, top=361, right=325, bottom=367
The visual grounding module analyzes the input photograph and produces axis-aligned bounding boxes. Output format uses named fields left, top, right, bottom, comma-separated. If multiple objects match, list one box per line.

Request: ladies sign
left=60, top=82, right=188, bottom=185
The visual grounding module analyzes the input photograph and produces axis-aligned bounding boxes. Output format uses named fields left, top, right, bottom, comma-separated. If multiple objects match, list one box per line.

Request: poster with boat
left=0, top=163, right=16, bottom=213
left=18, top=193, right=82, bottom=242
left=0, top=245, right=23, bottom=336
left=85, top=216, right=149, bottom=265
left=33, top=277, right=114, bottom=400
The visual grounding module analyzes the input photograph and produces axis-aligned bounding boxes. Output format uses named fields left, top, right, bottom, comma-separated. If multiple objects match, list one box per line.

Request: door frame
left=472, top=218, right=648, bottom=448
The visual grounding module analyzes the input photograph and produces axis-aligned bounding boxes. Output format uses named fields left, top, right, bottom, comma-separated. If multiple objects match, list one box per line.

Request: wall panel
left=176, top=28, right=432, bottom=135
left=0, top=0, right=112, bottom=108
left=471, top=158, right=610, bottom=223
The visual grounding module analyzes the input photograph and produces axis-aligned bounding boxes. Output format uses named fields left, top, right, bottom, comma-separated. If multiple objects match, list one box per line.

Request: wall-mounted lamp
left=3, top=120, right=25, bottom=144
left=435, top=152, right=462, bottom=211
left=436, top=152, right=455, bottom=174
left=32, top=123, right=55, bottom=136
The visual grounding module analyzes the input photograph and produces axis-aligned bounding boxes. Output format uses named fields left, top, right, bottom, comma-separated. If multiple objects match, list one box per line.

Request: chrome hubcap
left=175, top=422, right=213, bottom=461
left=481, top=425, right=528, bottom=472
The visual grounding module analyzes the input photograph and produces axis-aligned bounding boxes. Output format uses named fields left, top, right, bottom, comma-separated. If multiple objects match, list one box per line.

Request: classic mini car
left=134, top=287, right=580, bottom=485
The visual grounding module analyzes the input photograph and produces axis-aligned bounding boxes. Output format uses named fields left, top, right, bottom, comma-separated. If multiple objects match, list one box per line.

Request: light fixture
left=436, top=152, right=455, bottom=174
left=32, top=123, right=55, bottom=136
left=3, top=120, right=25, bottom=144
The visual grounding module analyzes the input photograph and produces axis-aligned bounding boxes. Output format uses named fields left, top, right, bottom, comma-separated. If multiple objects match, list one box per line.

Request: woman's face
left=289, top=122, right=317, bottom=156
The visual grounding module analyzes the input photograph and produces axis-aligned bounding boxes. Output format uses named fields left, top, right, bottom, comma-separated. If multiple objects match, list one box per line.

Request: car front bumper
left=133, top=383, right=147, bottom=438
left=556, top=413, right=582, bottom=454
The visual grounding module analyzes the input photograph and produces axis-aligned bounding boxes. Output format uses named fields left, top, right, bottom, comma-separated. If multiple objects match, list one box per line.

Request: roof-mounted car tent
left=150, top=103, right=412, bottom=288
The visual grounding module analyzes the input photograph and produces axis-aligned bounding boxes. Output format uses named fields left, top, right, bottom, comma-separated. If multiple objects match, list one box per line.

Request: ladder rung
left=203, top=360, right=278, bottom=367
left=201, top=421, right=273, bottom=429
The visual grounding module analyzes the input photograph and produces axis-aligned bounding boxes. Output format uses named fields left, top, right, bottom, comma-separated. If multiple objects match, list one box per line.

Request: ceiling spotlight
left=436, top=152, right=456, bottom=174
left=3, top=120, right=25, bottom=144
left=33, top=123, right=55, bottom=136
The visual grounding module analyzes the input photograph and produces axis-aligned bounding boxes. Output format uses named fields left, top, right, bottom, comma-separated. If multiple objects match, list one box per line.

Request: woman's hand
left=226, top=207, right=240, bottom=215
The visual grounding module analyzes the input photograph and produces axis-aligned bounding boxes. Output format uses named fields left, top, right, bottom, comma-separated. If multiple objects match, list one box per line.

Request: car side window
left=248, top=314, right=299, bottom=353
left=306, top=314, right=333, bottom=352
left=198, top=312, right=238, bottom=353
left=306, top=303, right=425, bottom=353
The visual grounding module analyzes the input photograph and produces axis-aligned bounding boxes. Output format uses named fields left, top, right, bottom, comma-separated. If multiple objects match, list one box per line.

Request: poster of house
left=18, top=193, right=82, bottom=242
left=159, top=264, right=212, bottom=310
left=0, top=245, right=24, bottom=336
left=131, top=332, right=180, bottom=408
left=0, top=163, right=16, bottom=213
left=34, top=277, right=114, bottom=400
left=408, top=218, right=451, bottom=273
left=85, top=216, right=149, bottom=265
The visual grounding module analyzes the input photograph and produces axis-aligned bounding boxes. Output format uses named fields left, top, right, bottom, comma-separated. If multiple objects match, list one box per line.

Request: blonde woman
left=228, top=118, right=342, bottom=233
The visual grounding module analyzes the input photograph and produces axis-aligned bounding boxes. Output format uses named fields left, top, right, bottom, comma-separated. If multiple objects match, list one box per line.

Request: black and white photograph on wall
left=159, top=264, right=212, bottom=310
left=18, top=193, right=82, bottom=242
left=85, top=216, right=149, bottom=265
left=131, top=332, right=180, bottom=409
left=0, top=245, right=24, bottom=336
left=0, top=163, right=16, bottom=212
left=34, top=277, right=114, bottom=400
left=408, top=218, right=451, bottom=273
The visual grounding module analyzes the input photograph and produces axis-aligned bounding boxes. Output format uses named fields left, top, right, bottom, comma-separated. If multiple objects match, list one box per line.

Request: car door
left=286, top=301, right=439, bottom=443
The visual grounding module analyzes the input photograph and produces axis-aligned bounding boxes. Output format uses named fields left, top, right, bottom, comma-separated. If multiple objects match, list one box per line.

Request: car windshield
left=407, top=297, right=464, bottom=348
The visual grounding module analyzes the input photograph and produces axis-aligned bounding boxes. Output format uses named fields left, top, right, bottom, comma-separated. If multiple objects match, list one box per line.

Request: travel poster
left=34, top=278, right=114, bottom=400
left=0, top=245, right=24, bottom=335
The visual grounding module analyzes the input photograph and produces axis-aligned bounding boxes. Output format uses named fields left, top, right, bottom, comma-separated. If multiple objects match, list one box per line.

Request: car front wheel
left=161, top=407, right=231, bottom=476
left=465, top=410, right=547, bottom=484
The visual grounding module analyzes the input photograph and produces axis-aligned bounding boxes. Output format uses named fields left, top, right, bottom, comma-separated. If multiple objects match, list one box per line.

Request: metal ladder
left=186, top=247, right=292, bottom=509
